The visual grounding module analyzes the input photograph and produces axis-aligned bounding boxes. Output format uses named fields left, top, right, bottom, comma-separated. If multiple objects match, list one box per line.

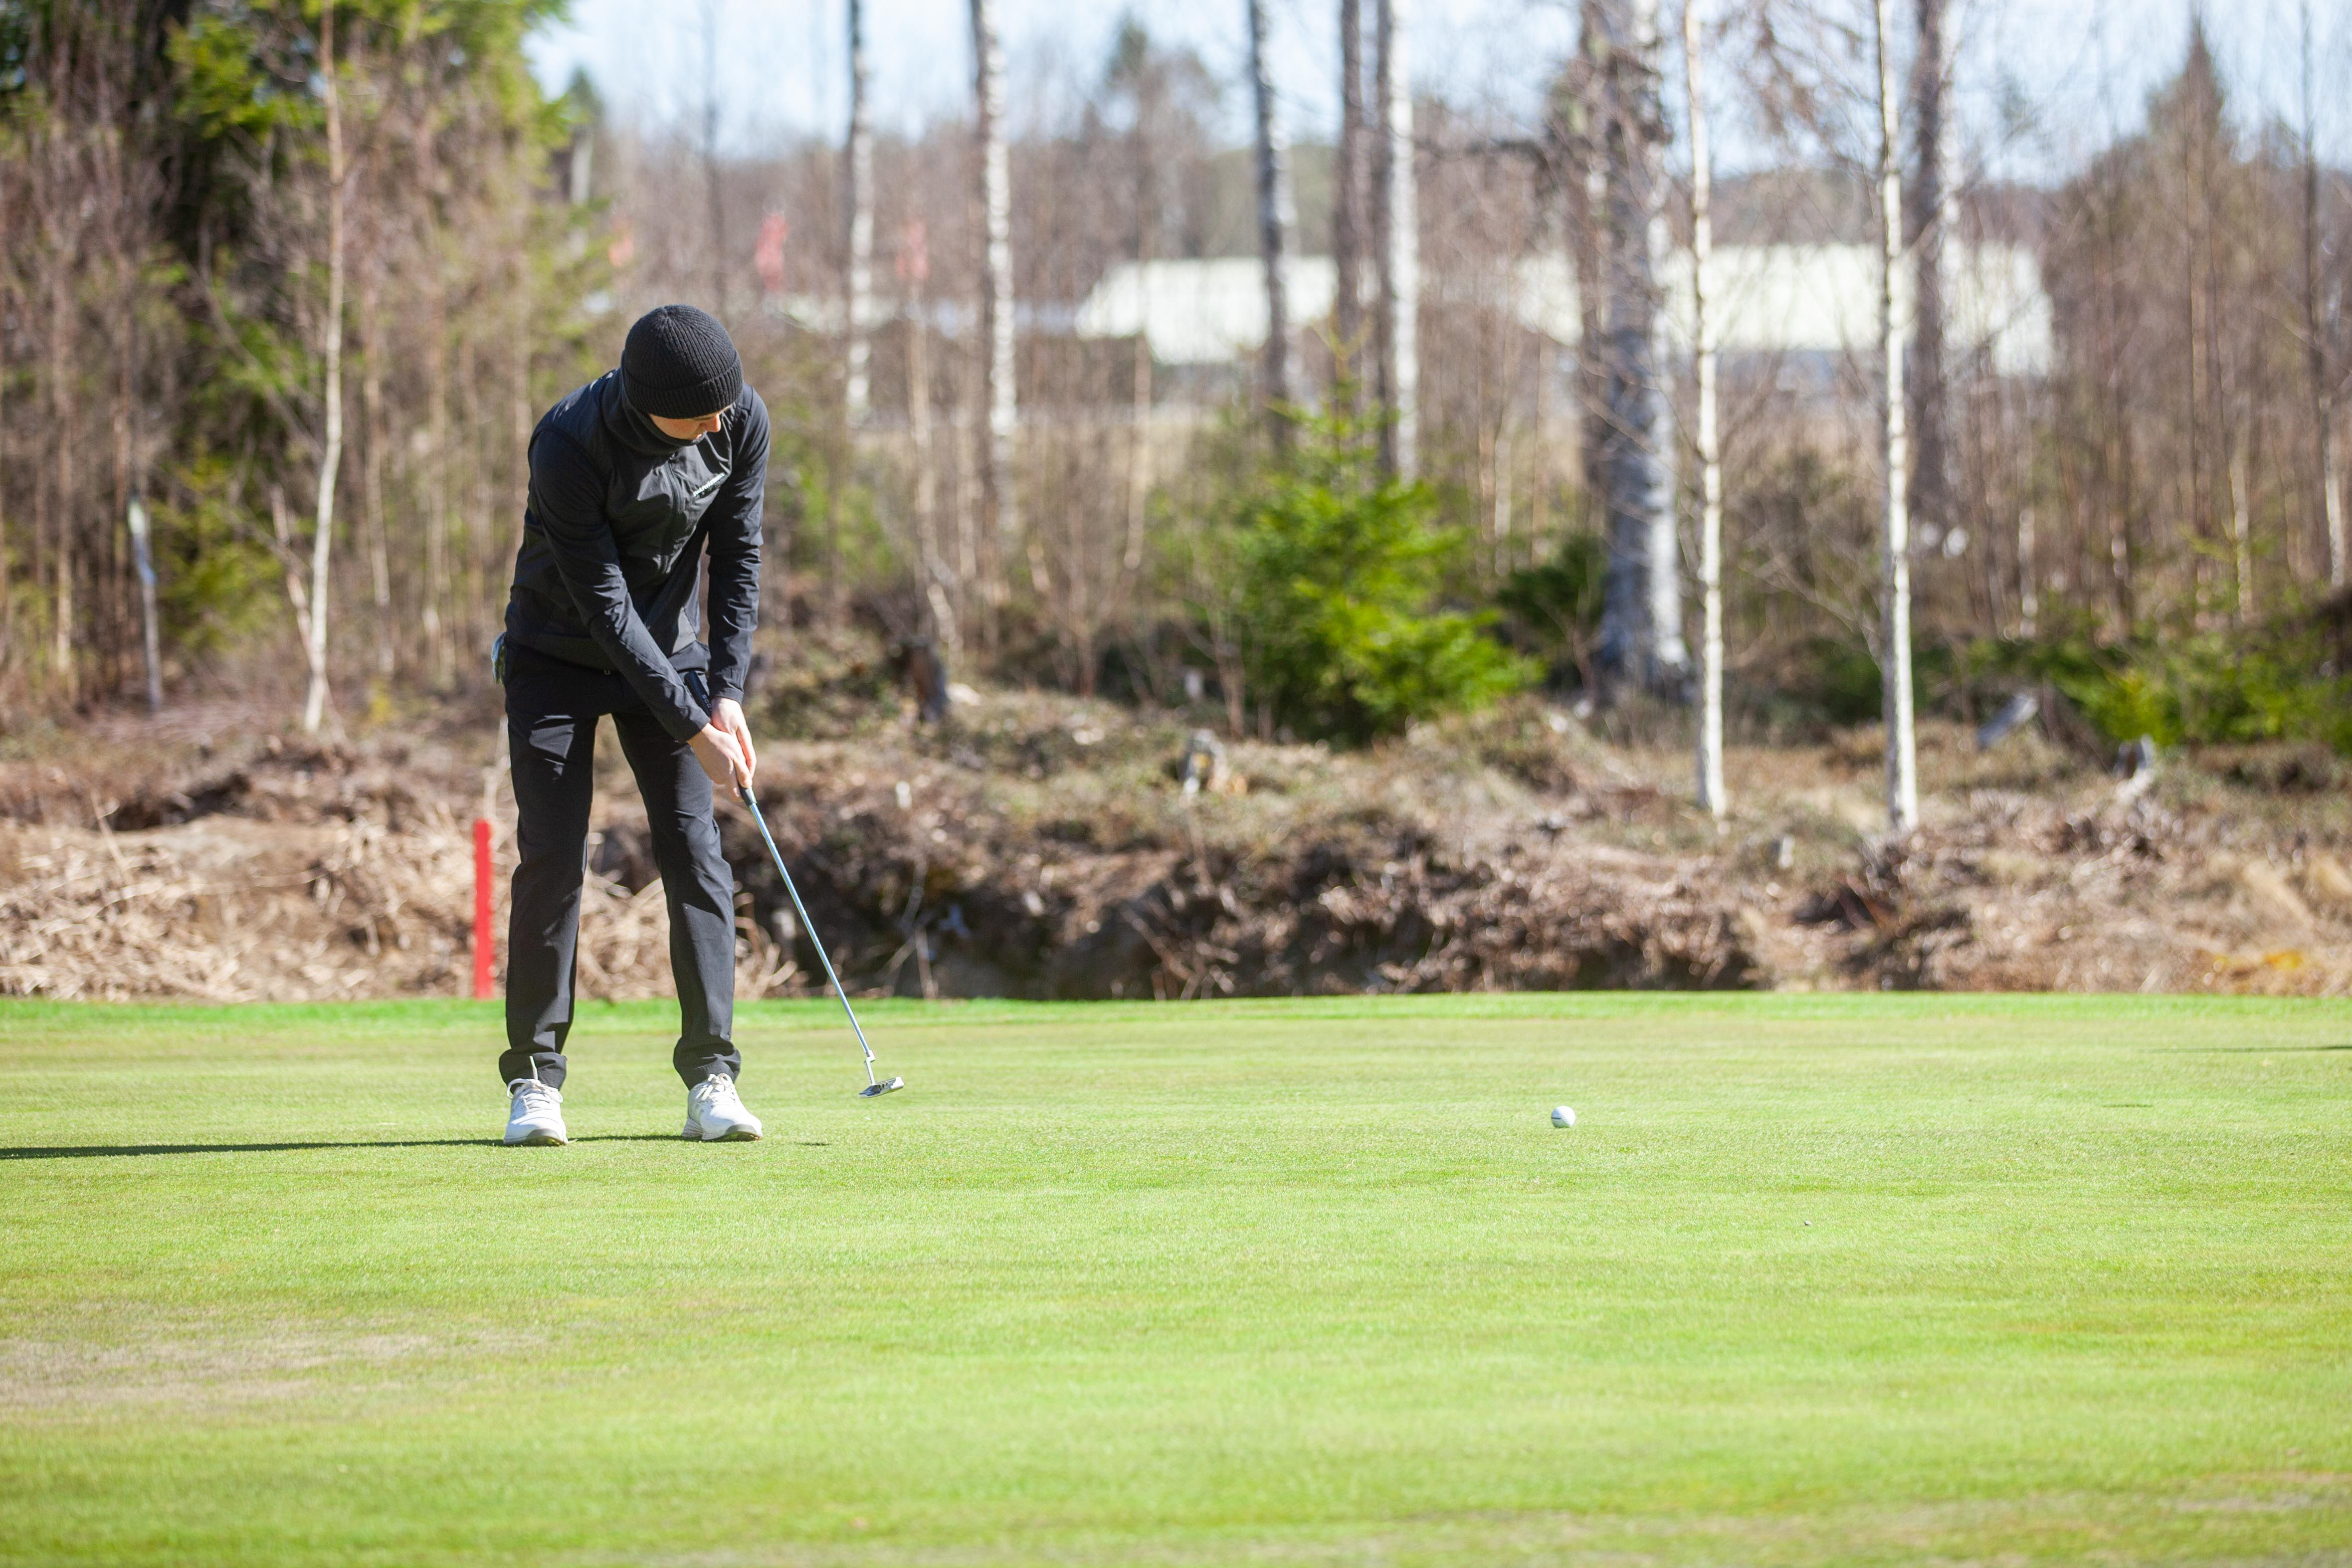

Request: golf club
left=737, top=783, right=905, bottom=1098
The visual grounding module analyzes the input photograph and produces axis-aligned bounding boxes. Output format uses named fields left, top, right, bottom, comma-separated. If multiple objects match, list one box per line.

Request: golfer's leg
left=614, top=708, right=740, bottom=1087
left=502, top=677, right=599, bottom=1090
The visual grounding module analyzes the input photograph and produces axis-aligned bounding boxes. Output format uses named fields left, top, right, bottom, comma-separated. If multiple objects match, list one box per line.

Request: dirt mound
left=723, top=810, right=1759, bottom=1002
left=0, top=698, right=2343, bottom=1001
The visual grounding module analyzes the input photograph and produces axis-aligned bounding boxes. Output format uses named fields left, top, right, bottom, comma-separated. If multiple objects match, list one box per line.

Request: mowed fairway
left=1, top=996, right=2347, bottom=1567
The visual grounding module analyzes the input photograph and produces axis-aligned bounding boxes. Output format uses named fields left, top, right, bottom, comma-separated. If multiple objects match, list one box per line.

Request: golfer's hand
left=711, top=698, right=759, bottom=783
left=690, top=720, right=753, bottom=792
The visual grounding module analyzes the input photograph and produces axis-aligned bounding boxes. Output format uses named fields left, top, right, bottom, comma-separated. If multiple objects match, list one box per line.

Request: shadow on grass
left=0, top=1135, right=688, bottom=1160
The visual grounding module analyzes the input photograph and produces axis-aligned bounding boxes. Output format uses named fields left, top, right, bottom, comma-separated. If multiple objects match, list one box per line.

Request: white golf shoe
left=682, top=1075, right=765, bottom=1142
left=504, top=1078, right=568, bottom=1146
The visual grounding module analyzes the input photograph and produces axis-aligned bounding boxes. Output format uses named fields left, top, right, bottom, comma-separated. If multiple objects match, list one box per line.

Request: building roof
left=1074, top=246, right=2052, bottom=377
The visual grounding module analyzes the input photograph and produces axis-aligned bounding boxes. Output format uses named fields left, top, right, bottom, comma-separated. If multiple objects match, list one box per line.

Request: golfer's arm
left=533, top=436, right=710, bottom=743
left=704, top=394, right=768, bottom=707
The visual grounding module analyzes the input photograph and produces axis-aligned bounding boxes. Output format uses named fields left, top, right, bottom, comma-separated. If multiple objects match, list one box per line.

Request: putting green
left=1, top=994, right=2347, bottom=1566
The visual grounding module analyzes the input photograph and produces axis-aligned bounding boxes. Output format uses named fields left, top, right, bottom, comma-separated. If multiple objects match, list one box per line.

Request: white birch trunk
left=1636, top=0, right=1682, bottom=683
left=1593, top=0, right=1684, bottom=694
left=1685, top=0, right=1725, bottom=818
left=1334, top=0, right=1367, bottom=378
left=304, top=0, right=346, bottom=737
left=1875, top=0, right=1919, bottom=834
left=1247, top=0, right=1296, bottom=430
left=1906, top=0, right=1951, bottom=553
left=2302, top=0, right=2346, bottom=589
left=1573, top=5, right=1607, bottom=533
left=972, top=0, right=1018, bottom=600
left=1374, top=0, right=1418, bottom=478
left=844, top=0, right=873, bottom=426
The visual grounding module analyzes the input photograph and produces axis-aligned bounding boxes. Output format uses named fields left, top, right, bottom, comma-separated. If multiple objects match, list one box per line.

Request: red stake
left=471, top=816, right=496, bottom=1000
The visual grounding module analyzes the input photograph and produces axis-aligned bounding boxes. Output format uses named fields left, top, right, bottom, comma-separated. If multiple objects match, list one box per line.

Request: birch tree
left=1572, top=8, right=1608, bottom=533
left=1905, top=0, right=1952, bottom=556
left=2302, top=0, right=2346, bottom=588
left=1373, top=0, right=1419, bottom=477
left=1246, top=0, right=1296, bottom=435
left=1334, top=0, right=1368, bottom=384
left=844, top=0, right=874, bottom=425
left=1590, top=0, right=1685, bottom=698
left=1875, top=0, right=1920, bottom=833
left=1685, top=0, right=1725, bottom=817
left=301, top=0, right=348, bottom=736
left=971, top=0, right=1017, bottom=610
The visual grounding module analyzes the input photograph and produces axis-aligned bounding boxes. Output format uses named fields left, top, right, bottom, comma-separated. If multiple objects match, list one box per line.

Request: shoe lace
left=699, top=1075, right=742, bottom=1110
left=510, top=1079, right=559, bottom=1114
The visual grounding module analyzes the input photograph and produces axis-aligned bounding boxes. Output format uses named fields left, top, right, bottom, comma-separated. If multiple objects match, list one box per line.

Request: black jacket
left=503, top=370, right=768, bottom=741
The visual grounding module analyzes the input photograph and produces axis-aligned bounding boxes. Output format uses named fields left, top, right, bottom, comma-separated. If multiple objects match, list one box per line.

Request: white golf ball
left=1551, top=1106, right=1576, bottom=1128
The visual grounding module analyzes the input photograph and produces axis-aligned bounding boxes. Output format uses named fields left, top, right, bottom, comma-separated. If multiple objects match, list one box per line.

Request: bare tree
left=698, top=0, right=729, bottom=316
left=1572, top=10, right=1608, bottom=534
left=44, top=108, right=80, bottom=697
left=2303, top=0, right=2346, bottom=588
left=900, top=221, right=958, bottom=655
left=126, top=492, right=161, bottom=715
left=1247, top=0, right=1296, bottom=434
left=122, top=261, right=160, bottom=715
left=1373, top=0, right=1419, bottom=477
left=972, top=0, right=1018, bottom=612
left=358, top=261, right=394, bottom=681
left=1875, top=0, right=1919, bottom=832
left=299, top=0, right=349, bottom=736
left=1334, top=0, right=1368, bottom=385
left=844, top=0, right=874, bottom=425
left=1906, top=0, right=1951, bottom=559
left=1685, top=0, right=1725, bottom=817
left=2230, top=445, right=2253, bottom=623
left=1590, top=0, right=1685, bottom=698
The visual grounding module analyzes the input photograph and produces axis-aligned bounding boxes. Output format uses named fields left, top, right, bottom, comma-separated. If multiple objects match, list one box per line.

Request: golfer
left=495, top=304, right=768, bottom=1147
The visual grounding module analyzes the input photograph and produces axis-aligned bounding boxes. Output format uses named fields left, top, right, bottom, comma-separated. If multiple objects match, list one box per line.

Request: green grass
left=1, top=994, right=2348, bottom=1567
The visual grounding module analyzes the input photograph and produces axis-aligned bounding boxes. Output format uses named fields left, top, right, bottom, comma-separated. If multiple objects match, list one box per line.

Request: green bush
left=1216, top=410, right=1533, bottom=744
left=1497, top=532, right=1606, bottom=688
left=1961, top=621, right=2352, bottom=754
left=1745, top=637, right=1953, bottom=734
left=1798, top=637, right=1890, bottom=728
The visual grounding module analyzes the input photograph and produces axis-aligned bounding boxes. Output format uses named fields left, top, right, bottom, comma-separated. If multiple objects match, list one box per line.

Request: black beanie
left=621, top=305, right=744, bottom=420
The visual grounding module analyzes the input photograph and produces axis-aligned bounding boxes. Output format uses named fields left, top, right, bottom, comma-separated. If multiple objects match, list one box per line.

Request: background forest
left=1, top=0, right=2348, bottom=765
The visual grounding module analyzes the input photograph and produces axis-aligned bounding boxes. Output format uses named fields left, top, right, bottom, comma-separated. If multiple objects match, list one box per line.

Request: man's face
left=649, top=408, right=726, bottom=440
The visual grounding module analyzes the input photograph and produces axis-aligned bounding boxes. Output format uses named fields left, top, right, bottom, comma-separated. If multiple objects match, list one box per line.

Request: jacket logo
left=687, top=472, right=725, bottom=502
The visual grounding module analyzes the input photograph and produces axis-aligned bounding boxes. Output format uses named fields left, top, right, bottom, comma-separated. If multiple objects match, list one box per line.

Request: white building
left=1073, top=247, right=2052, bottom=380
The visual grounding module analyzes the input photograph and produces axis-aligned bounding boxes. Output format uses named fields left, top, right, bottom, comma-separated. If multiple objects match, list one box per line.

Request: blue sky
left=525, top=0, right=2349, bottom=182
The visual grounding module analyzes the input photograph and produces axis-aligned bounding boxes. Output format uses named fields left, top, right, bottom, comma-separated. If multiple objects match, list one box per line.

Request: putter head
left=859, top=1076, right=905, bottom=1098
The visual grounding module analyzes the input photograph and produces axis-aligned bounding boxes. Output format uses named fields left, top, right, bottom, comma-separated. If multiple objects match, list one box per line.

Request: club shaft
left=740, top=786, right=879, bottom=1085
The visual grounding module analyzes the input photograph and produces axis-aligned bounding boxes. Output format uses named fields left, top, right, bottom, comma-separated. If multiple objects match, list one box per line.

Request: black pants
left=500, top=641, right=739, bottom=1091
